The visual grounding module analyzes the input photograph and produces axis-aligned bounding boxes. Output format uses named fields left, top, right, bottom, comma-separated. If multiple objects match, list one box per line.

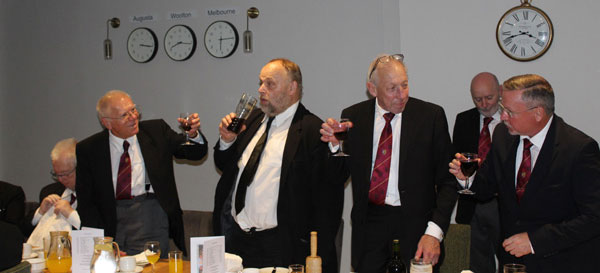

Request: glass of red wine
left=332, top=118, right=351, bottom=157
left=458, top=152, right=479, bottom=195
left=227, top=93, right=257, bottom=133
left=179, top=112, right=194, bottom=145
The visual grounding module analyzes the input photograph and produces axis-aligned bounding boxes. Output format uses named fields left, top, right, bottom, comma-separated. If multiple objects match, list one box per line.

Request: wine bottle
left=387, top=239, right=406, bottom=273
left=306, top=231, right=322, bottom=273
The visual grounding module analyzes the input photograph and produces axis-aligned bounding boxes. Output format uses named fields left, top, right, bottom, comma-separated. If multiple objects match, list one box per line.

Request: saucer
left=22, top=252, right=38, bottom=260
left=120, top=266, right=143, bottom=273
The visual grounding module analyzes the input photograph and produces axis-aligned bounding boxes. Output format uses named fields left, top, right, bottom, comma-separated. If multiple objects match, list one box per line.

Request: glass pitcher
left=47, top=231, right=72, bottom=273
left=91, top=236, right=120, bottom=273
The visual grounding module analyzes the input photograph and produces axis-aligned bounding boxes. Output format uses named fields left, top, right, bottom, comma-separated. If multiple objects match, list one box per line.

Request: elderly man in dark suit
left=77, top=90, right=207, bottom=256
left=214, top=58, right=342, bottom=272
left=31, top=138, right=80, bottom=230
left=452, top=72, right=502, bottom=273
left=450, top=74, right=600, bottom=273
left=321, top=54, right=457, bottom=272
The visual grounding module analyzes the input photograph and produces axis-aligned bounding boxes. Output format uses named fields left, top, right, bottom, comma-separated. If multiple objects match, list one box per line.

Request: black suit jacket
left=213, top=103, right=343, bottom=272
left=39, top=182, right=66, bottom=203
left=472, top=116, right=600, bottom=273
left=0, top=181, right=25, bottom=226
left=336, top=98, right=457, bottom=268
left=452, top=107, right=483, bottom=224
left=76, top=119, right=207, bottom=255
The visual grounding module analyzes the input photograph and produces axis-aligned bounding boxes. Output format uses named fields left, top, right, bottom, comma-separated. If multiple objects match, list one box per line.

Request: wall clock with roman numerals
left=496, top=0, right=553, bottom=61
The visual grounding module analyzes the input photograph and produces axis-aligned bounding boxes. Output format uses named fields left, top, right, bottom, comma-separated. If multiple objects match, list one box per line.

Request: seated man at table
left=31, top=138, right=80, bottom=230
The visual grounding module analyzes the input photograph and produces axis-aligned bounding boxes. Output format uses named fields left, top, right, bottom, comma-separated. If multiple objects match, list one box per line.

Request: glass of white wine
left=144, top=241, right=161, bottom=273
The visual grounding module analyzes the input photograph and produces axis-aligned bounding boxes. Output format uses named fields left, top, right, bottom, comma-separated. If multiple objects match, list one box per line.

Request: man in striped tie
left=321, top=54, right=457, bottom=272
left=452, top=72, right=502, bottom=273
left=450, top=74, right=600, bottom=273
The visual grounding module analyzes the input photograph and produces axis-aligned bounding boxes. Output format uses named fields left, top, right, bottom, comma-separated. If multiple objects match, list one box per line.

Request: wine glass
left=332, top=118, right=351, bottom=157
left=179, top=113, right=193, bottom=145
left=144, top=241, right=161, bottom=273
left=458, top=152, right=479, bottom=195
left=503, top=263, right=526, bottom=273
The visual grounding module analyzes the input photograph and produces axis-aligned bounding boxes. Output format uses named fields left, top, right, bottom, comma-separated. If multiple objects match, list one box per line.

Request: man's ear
left=367, top=81, right=377, bottom=98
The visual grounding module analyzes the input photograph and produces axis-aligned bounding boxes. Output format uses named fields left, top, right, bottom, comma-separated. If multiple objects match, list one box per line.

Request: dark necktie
left=116, top=141, right=132, bottom=200
left=69, top=194, right=76, bottom=206
left=235, top=116, right=275, bottom=214
left=516, top=139, right=533, bottom=202
left=478, top=117, right=493, bottom=163
left=369, top=112, right=395, bottom=205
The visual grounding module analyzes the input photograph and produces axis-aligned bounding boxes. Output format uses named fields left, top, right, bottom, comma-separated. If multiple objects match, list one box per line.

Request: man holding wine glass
left=449, top=74, right=600, bottom=273
left=77, top=90, right=208, bottom=257
left=320, top=54, right=457, bottom=272
left=213, top=59, right=342, bottom=272
left=452, top=72, right=502, bottom=273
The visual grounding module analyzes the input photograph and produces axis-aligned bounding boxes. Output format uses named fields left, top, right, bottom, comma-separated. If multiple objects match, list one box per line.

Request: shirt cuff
left=189, top=131, right=205, bottom=144
left=425, top=221, right=444, bottom=242
left=67, top=211, right=81, bottom=230
left=31, top=208, right=42, bottom=225
left=219, top=136, right=236, bottom=150
left=328, top=142, right=340, bottom=153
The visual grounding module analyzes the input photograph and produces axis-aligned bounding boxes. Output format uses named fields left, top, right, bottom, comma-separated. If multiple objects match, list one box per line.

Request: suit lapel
left=137, top=125, right=159, bottom=185
left=504, top=135, right=520, bottom=205
left=352, top=100, right=376, bottom=195
left=279, top=104, right=306, bottom=186
left=236, top=110, right=266, bottom=157
left=521, top=116, right=559, bottom=203
left=398, top=99, right=418, bottom=189
left=98, top=130, right=116, bottom=195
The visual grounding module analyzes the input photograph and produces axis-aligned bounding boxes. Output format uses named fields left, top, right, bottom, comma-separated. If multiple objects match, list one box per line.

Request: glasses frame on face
left=51, top=167, right=76, bottom=181
left=103, top=105, right=140, bottom=122
left=368, top=54, right=404, bottom=80
left=498, top=101, right=538, bottom=118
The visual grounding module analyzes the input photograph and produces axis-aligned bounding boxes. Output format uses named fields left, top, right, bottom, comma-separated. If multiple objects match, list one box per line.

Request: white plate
left=22, top=252, right=39, bottom=260
left=136, top=261, right=149, bottom=266
left=120, top=266, right=143, bottom=273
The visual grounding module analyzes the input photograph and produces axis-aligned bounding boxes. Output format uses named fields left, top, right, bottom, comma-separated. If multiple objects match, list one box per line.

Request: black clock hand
left=219, top=36, right=223, bottom=50
left=221, top=37, right=234, bottom=40
left=519, top=30, right=536, bottom=39
left=140, top=44, right=153, bottom=47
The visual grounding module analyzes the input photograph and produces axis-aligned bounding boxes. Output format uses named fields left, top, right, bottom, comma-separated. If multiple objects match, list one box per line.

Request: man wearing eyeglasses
left=30, top=138, right=80, bottom=231
left=452, top=72, right=502, bottom=273
left=77, top=90, right=208, bottom=256
left=321, top=54, right=457, bottom=272
left=449, top=74, right=600, bottom=273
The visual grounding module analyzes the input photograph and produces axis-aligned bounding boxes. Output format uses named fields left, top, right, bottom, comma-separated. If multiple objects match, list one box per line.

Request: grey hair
left=96, top=90, right=131, bottom=118
left=502, top=74, right=555, bottom=114
left=50, top=138, right=77, bottom=167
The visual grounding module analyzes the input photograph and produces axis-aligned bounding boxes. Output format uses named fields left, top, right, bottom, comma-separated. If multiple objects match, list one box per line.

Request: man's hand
left=320, top=118, right=339, bottom=145
left=503, top=232, right=533, bottom=257
left=39, top=194, right=61, bottom=215
left=449, top=153, right=468, bottom=180
left=53, top=199, right=75, bottom=218
left=414, top=234, right=441, bottom=265
left=177, top=113, right=201, bottom=138
left=219, top=112, right=244, bottom=143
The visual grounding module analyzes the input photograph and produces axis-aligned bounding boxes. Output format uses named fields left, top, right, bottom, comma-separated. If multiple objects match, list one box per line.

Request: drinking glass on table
left=144, top=241, right=161, bottom=273
left=168, top=250, right=183, bottom=273
left=458, top=152, right=479, bottom=195
left=227, top=93, right=257, bottom=133
left=180, top=113, right=194, bottom=145
left=410, top=258, right=432, bottom=273
left=332, top=118, right=352, bottom=157
left=503, top=263, right=526, bottom=273
left=288, top=264, right=304, bottom=273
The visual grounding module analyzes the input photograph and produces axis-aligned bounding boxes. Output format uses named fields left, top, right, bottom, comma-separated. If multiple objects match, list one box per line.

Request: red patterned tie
left=369, top=112, right=395, bottom=205
left=516, top=139, right=533, bottom=202
left=478, top=117, right=493, bottom=163
left=116, top=141, right=132, bottom=200
left=69, top=194, right=76, bottom=205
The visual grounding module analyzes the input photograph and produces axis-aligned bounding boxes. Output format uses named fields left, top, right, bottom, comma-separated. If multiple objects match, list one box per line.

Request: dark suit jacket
left=0, top=220, right=24, bottom=270
left=76, top=119, right=207, bottom=255
left=0, top=181, right=25, bottom=226
left=39, top=182, right=66, bottom=203
left=452, top=107, right=482, bottom=224
left=213, top=104, right=343, bottom=272
left=473, top=116, right=600, bottom=273
left=337, top=98, right=457, bottom=269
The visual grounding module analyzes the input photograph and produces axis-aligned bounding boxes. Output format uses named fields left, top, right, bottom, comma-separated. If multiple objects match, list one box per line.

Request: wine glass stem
left=151, top=263, right=155, bottom=273
left=339, top=140, right=344, bottom=153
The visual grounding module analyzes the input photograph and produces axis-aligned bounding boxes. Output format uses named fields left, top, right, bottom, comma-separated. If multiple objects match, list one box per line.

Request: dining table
left=141, top=260, right=191, bottom=273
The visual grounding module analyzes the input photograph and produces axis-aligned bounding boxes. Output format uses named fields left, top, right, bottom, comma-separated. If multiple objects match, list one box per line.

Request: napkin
left=27, top=207, right=72, bottom=247
left=133, top=251, right=148, bottom=265
left=225, top=252, right=243, bottom=273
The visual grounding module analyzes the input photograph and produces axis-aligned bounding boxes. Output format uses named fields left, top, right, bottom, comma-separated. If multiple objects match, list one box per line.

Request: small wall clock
left=164, top=24, right=197, bottom=61
left=204, top=21, right=239, bottom=58
left=127, top=27, right=158, bottom=63
left=496, top=0, right=553, bottom=61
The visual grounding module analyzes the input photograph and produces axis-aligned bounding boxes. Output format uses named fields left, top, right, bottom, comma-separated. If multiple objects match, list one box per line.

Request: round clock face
left=496, top=6, right=553, bottom=61
left=164, top=25, right=197, bottom=61
left=127, top=27, right=158, bottom=63
left=204, top=21, right=239, bottom=58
